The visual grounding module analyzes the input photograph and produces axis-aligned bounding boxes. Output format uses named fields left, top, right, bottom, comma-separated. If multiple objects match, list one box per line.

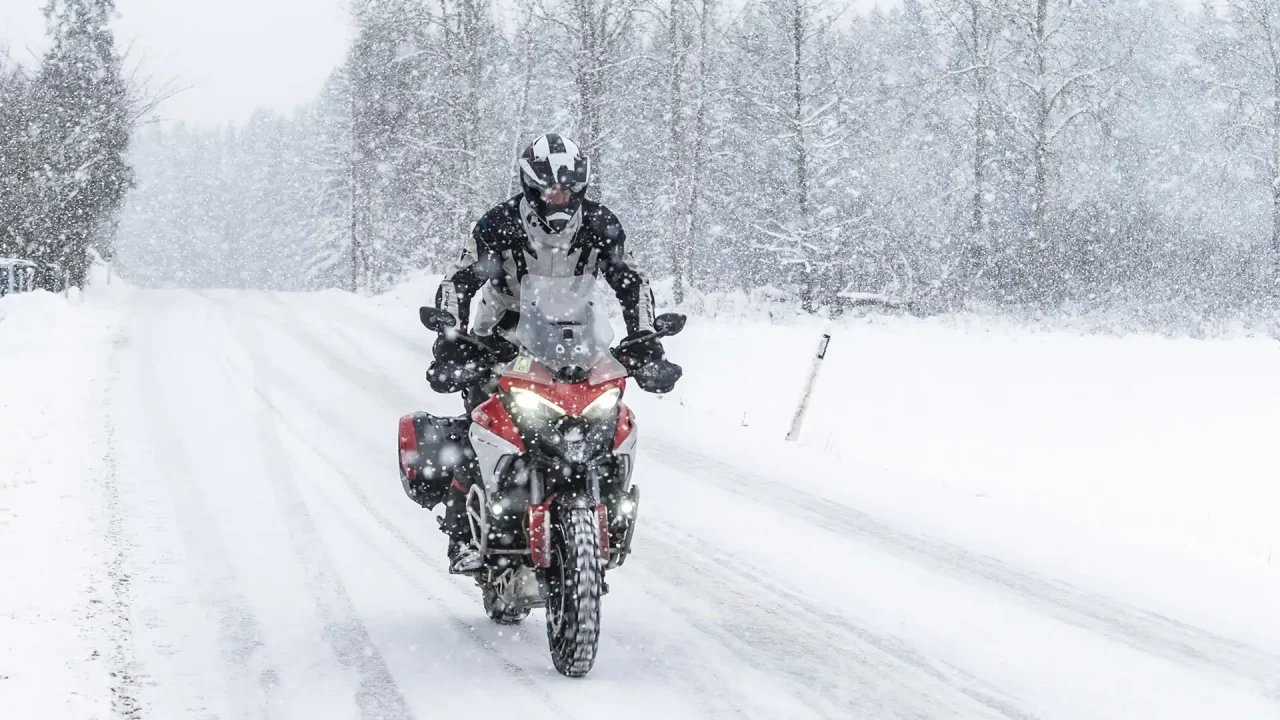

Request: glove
left=613, top=333, right=682, bottom=394
left=632, top=358, right=682, bottom=394
left=475, top=332, right=520, bottom=364
left=428, top=333, right=491, bottom=394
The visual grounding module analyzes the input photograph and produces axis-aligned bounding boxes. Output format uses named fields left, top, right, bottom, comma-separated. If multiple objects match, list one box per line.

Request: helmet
left=518, top=133, right=590, bottom=235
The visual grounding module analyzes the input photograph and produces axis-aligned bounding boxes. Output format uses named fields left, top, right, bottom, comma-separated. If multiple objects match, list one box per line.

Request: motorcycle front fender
left=528, top=491, right=611, bottom=569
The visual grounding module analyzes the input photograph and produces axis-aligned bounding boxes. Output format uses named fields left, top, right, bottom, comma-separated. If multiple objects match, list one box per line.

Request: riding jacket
left=435, top=195, right=657, bottom=339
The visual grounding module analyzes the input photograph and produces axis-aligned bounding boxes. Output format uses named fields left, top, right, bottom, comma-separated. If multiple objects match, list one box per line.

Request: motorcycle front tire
left=544, top=505, right=603, bottom=677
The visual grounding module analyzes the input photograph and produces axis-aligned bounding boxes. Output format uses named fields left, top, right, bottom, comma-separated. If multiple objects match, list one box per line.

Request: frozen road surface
left=2, top=284, right=1279, bottom=719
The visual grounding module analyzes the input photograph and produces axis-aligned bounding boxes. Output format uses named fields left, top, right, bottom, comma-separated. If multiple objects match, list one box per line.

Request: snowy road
left=5, top=287, right=1280, bottom=719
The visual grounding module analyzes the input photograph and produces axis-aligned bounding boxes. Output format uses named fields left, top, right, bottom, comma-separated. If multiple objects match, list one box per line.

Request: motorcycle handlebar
left=424, top=307, right=686, bottom=389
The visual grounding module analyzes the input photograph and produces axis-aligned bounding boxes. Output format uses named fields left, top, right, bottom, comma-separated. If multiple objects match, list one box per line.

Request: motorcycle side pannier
left=398, top=412, right=474, bottom=509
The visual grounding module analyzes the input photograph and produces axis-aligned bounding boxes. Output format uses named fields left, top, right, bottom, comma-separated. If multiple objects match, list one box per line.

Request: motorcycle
left=398, top=274, right=685, bottom=677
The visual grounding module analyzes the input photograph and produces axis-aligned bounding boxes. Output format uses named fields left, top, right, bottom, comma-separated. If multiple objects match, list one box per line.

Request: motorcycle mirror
left=420, top=307, right=457, bottom=333
left=654, top=313, right=687, bottom=337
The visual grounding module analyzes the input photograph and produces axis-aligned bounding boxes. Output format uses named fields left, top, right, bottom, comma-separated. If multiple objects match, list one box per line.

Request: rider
left=429, top=132, right=681, bottom=572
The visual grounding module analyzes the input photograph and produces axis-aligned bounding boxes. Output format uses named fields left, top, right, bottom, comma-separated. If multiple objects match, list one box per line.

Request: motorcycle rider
left=428, top=132, right=681, bottom=573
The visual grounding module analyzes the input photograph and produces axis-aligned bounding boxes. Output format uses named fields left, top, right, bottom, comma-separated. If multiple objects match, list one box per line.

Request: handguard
left=631, top=358, right=683, bottom=394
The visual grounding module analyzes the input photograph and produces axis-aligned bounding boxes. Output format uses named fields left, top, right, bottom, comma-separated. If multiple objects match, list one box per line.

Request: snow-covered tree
left=1203, top=0, right=1280, bottom=285
left=925, top=0, right=1006, bottom=301
left=0, top=52, right=34, bottom=259
left=536, top=0, right=644, bottom=191
left=995, top=0, right=1136, bottom=303
left=411, top=0, right=508, bottom=251
left=299, top=70, right=358, bottom=291
left=346, top=0, right=433, bottom=287
left=25, top=0, right=132, bottom=285
left=729, top=0, right=847, bottom=311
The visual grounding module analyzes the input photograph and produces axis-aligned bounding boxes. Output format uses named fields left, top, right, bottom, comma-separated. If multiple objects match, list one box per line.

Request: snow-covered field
left=2, top=278, right=1279, bottom=719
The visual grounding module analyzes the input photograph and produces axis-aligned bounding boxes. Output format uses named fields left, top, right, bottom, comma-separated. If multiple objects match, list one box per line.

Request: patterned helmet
left=518, top=133, right=591, bottom=235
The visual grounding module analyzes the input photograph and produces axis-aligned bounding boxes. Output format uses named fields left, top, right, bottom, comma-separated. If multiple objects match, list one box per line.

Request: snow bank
left=0, top=287, right=126, bottom=718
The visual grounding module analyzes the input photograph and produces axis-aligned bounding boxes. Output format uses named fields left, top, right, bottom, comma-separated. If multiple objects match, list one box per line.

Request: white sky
left=1, top=0, right=351, bottom=127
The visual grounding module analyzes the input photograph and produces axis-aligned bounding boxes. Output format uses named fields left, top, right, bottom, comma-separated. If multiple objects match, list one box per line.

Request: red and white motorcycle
left=399, top=275, right=685, bottom=677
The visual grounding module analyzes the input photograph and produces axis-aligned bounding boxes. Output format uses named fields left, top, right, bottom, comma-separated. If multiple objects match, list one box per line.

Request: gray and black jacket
left=435, top=195, right=656, bottom=339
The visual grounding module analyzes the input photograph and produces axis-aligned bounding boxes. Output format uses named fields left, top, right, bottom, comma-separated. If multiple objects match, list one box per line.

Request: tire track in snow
left=99, top=327, right=142, bottom=719
left=133, top=298, right=283, bottom=720
left=637, top=522, right=1036, bottom=720
left=207, top=311, right=417, bottom=720
left=646, top=438, right=1280, bottom=703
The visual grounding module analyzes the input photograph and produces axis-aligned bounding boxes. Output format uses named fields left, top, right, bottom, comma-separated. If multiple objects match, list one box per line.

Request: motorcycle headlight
left=582, top=388, right=621, bottom=419
left=508, top=387, right=566, bottom=419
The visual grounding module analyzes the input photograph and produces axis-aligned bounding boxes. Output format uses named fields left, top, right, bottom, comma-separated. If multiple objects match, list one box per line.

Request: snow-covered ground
left=2, top=278, right=1279, bottom=719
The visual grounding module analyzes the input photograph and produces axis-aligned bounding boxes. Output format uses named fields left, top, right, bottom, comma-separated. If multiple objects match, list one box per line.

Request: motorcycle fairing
left=613, top=405, right=635, bottom=450
left=470, top=397, right=523, bottom=489
left=472, top=394, right=524, bottom=453
left=587, top=355, right=628, bottom=385
left=528, top=501, right=552, bottom=568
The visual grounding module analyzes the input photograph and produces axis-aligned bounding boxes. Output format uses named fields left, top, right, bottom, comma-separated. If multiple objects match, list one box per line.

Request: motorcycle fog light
left=619, top=498, right=635, bottom=516
left=491, top=501, right=505, bottom=516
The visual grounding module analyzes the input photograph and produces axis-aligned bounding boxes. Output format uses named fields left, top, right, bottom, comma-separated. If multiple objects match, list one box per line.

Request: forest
left=8, top=1, right=1280, bottom=328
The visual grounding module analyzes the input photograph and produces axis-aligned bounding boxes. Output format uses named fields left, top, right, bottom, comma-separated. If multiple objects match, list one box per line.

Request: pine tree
left=27, top=0, right=132, bottom=285
left=347, top=0, right=432, bottom=288
left=0, top=53, right=34, bottom=259
left=302, top=69, right=359, bottom=291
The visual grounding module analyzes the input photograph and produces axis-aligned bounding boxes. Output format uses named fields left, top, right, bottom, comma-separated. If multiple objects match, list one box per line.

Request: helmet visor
left=541, top=185, right=574, bottom=210
left=519, top=155, right=590, bottom=194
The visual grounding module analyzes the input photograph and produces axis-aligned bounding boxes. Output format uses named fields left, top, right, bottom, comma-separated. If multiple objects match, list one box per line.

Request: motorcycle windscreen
left=515, top=275, right=615, bottom=374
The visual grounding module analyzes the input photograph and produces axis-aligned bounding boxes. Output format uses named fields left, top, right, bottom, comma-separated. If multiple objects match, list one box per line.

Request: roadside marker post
left=786, top=331, right=831, bottom=442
